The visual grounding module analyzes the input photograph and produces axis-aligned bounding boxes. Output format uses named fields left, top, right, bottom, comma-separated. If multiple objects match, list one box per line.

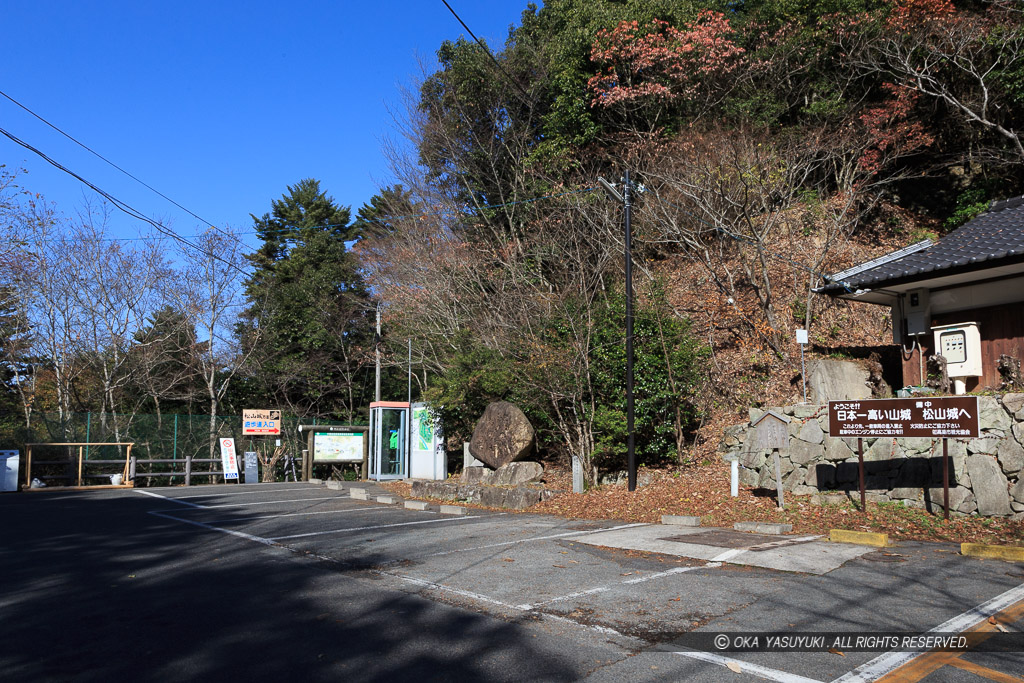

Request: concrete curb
left=961, top=543, right=1024, bottom=561
left=661, top=515, right=701, bottom=527
left=829, top=529, right=890, bottom=547
left=734, top=521, right=792, bottom=535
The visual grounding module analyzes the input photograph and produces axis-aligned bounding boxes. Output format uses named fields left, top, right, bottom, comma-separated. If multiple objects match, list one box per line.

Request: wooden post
left=185, top=455, right=192, bottom=486
left=858, top=438, right=866, bottom=513
left=77, top=446, right=83, bottom=487
left=943, top=438, right=950, bottom=521
left=25, top=445, right=32, bottom=487
left=123, top=444, right=133, bottom=484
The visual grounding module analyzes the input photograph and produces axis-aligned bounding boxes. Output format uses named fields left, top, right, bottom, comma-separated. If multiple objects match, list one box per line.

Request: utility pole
left=375, top=302, right=382, bottom=403
left=598, top=172, right=637, bottom=492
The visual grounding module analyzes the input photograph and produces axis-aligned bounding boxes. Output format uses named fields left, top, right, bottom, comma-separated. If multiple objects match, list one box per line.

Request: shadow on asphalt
left=0, top=490, right=579, bottom=682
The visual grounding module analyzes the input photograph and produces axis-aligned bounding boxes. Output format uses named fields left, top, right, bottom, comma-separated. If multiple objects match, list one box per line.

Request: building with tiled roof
left=816, top=196, right=1024, bottom=391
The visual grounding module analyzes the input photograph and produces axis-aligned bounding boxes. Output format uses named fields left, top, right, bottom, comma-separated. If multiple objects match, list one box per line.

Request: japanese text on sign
left=242, top=409, right=281, bottom=435
left=220, top=438, right=240, bottom=479
left=828, top=397, right=979, bottom=439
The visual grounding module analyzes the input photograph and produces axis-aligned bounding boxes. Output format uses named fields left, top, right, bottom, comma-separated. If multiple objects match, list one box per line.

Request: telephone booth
left=369, top=401, right=409, bottom=481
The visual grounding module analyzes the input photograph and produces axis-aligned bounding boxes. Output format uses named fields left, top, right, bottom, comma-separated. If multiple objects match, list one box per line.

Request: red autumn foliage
left=588, top=12, right=744, bottom=110
left=887, top=0, right=957, bottom=30
left=858, top=83, right=934, bottom=174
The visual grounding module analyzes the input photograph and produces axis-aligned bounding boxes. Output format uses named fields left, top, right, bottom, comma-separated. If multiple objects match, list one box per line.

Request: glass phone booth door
left=369, top=401, right=409, bottom=481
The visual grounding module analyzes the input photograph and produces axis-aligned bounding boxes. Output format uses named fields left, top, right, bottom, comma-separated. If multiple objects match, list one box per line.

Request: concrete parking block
left=734, top=521, right=792, bottom=535
left=961, top=542, right=1024, bottom=561
left=440, top=505, right=467, bottom=516
left=404, top=500, right=429, bottom=511
left=350, top=489, right=368, bottom=500
left=830, top=529, right=891, bottom=547
left=326, top=481, right=343, bottom=490
left=661, top=514, right=701, bottom=527
left=376, top=495, right=397, bottom=504
left=308, top=478, right=323, bottom=484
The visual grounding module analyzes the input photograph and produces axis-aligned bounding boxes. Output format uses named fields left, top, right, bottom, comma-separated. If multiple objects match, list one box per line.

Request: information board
left=313, top=432, right=364, bottom=463
left=219, top=438, right=240, bottom=479
left=243, top=451, right=259, bottom=484
left=243, top=409, right=281, bottom=436
left=828, top=397, right=979, bottom=439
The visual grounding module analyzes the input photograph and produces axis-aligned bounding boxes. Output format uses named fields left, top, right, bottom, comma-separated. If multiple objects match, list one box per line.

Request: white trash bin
left=1, top=451, right=20, bottom=492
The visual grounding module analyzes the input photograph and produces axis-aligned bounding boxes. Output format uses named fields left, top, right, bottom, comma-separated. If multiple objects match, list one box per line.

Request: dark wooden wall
left=900, top=304, right=1024, bottom=391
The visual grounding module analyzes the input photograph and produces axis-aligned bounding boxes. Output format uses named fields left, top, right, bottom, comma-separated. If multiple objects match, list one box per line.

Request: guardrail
left=130, top=456, right=254, bottom=486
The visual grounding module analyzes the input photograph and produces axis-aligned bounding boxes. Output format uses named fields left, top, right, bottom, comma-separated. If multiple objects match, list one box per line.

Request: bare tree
left=847, top=2, right=1024, bottom=161
left=168, top=227, right=259, bottom=459
left=71, top=202, right=172, bottom=442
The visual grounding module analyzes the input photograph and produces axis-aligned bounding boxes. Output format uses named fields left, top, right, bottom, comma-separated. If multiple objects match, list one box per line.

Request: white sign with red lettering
left=220, top=438, right=240, bottom=480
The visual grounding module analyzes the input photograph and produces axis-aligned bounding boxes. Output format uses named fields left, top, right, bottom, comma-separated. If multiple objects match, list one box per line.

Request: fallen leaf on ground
left=726, top=662, right=742, bottom=673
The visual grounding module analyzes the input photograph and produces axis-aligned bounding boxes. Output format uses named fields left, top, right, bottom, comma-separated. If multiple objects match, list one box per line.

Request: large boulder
left=469, top=401, right=536, bottom=468
left=807, top=359, right=872, bottom=404
left=492, top=461, right=544, bottom=486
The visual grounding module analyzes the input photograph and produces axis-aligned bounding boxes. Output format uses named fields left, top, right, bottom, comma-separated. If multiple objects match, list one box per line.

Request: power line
left=438, top=0, right=533, bottom=105
left=0, top=125, right=249, bottom=276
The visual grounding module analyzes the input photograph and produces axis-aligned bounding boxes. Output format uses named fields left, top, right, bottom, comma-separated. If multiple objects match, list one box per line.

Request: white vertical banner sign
left=220, top=438, right=240, bottom=480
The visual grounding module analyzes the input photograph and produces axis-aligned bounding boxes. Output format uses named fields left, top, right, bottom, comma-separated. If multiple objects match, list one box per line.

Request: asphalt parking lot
left=2, top=481, right=1022, bottom=682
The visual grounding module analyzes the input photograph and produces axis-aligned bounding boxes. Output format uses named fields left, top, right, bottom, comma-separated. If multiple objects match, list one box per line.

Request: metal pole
left=375, top=303, right=382, bottom=402
left=942, top=438, right=950, bottom=521
left=407, top=338, right=412, bottom=478
left=858, top=438, right=866, bottom=513
left=173, top=414, right=178, bottom=460
left=624, top=171, right=636, bottom=492
left=800, top=344, right=807, bottom=404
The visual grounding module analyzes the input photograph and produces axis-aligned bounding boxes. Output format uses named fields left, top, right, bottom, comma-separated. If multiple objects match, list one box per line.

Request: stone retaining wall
left=410, top=480, right=560, bottom=510
left=718, top=394, right=1024, bottom=519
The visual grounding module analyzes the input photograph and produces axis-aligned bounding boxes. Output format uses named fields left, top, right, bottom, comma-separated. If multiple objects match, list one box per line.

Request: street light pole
left=598, top=172, right=637, bottom=492
left=623, top=171, right=636, bottom=492
left=375, top=302, right=382, bottom=403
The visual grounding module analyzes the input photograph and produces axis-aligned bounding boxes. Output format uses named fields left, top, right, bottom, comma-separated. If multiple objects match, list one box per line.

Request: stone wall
left=718, top=394, right=1024, bottom=519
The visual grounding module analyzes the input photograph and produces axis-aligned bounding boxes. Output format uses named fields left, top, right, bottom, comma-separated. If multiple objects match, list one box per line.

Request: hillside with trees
left=2, top=0, right=1022, bottom=483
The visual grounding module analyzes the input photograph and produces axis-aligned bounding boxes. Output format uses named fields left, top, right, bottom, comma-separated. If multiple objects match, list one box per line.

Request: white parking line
left=149, top=485, right=319, bottom=499
left=268, top=514, right=495, bottom=540
left=674, top=651, right=824, bottom=683
left=136, top=489, right=207, bottom=509
left=179, top=496, right=343, bottom=509
left=423, top=522, right=650, bottom=557
left=149, top=510, right=278, bottom=546
left=672, top=579, right=1024, bottom=683
left=521, top=562, right=722, bottom=610
left=193, top=507, right=409, bottom=525
left=830, top=580, right=1024, bottom=683
left=711, top=548, right=747, bottom=562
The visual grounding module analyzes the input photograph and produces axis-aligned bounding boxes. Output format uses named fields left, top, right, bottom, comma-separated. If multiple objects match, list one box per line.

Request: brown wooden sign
left=828, top=397, right=979, bottom=439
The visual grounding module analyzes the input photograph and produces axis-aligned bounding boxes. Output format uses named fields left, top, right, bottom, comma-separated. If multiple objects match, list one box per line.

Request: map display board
left=313, top=432, right=364, bottom=463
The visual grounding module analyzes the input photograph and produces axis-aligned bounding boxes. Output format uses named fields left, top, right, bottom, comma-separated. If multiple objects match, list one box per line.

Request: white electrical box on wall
left=905, top=288, right=931, bottom=336
left=932, top=322, right=982, bottom=378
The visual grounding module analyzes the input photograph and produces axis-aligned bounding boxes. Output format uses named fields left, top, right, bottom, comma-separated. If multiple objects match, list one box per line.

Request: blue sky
left=2, top=1, right=532, bottom=246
